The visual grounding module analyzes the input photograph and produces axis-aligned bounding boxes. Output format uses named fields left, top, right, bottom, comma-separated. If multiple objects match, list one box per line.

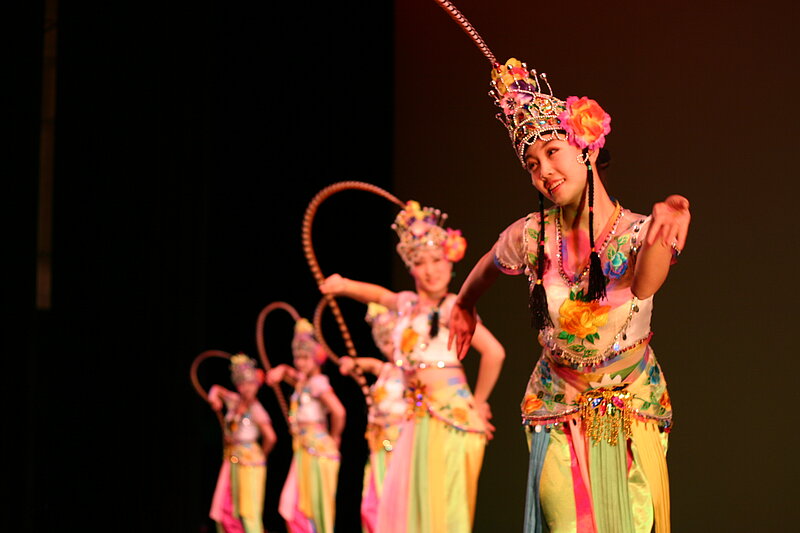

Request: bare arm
left=319, top=274, right=399, bottom=309
left=259, top=421, right=277, bottom=455
left=632, top=195, right=691, bottom=299
left=207, top=384, right=232, bottom=411
left=266, top=364, right=298, bottom=387
left=319, top=389, right=346, bottom=448
left=339, top=355, right=386, bottom=376
left=469, top=322, right=505, bottom=440
left=448, top=251, right=501, bottom=359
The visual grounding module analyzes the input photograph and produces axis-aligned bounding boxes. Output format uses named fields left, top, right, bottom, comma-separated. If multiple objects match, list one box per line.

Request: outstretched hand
left=447, top=300, right=478, bottom=360
left=319, top=273, right=347, bottom=296
left=647, top=195, right=691, bottom=252
left=265, top=366, right=284, bottom=387
left=338, top=356, right=355, bottom=376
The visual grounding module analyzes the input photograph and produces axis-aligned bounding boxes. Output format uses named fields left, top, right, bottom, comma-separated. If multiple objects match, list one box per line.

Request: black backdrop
left=10, top=1, right=800, bottom=532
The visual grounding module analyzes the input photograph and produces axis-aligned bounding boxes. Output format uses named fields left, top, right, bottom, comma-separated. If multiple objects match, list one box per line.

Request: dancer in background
left=445, top=47, right=689, bottom=533
left=337, top=302, right=406, bottom=533
left=320, top=200, right=505, bottom=533
left=207, top=354, right=277, bottom=533
left=267, top=318, right=345, bottom=533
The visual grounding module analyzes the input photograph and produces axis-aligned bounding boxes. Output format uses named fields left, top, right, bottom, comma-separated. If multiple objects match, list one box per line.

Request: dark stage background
left=10, top=0, right=800, bottom=532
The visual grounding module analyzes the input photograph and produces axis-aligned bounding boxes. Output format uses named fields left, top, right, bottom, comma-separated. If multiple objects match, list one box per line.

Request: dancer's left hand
left=647, top=194, right=691, bottom=252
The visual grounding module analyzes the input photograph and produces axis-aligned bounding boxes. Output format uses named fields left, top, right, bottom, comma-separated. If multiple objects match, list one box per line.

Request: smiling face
left=524, top=137, right=597, bottom=209
left=235, top=379, right=260, bottom=402
left=409, top=247, right=452, bottom=297
left=293, top=351, right=318, bottom=377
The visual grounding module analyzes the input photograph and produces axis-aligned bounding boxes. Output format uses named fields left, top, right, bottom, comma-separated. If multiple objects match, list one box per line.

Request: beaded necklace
left=555, top=202, right=623, bottom=289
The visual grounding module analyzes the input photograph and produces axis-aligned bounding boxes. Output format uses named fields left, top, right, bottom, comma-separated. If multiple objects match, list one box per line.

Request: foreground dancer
left=320, top=200, right=505, bottom=533
left=207, top=354, right=277, bottom=533
left=338, top=303, right=406, bottom=533
left=267, top=319, right=345, bottom=533
left=441, top=16, right=691, bottom=531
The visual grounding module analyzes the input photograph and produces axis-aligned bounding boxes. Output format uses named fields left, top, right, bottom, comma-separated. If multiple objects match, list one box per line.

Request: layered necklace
left=554, top=201, right=623, bottom=289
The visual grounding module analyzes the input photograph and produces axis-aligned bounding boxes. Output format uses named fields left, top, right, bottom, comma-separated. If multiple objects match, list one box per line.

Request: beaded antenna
left=230, top=353, right=264, bottom=385
left=292, top=318, right=329, bottom=366
left=392, top=200, right=467, bottom=267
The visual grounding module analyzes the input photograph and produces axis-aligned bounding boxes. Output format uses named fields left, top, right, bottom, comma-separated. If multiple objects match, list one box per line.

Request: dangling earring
left=576, top=152, right=590, bottom=165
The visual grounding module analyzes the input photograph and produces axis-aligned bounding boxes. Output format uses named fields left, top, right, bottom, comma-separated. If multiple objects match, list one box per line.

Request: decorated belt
left=546, top=332, right=653, bottom=368
left=522, top=384, right=672, bottom=445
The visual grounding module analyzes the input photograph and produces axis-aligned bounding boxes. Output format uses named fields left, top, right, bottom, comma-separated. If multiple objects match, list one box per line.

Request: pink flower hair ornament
left=557, top=96, right=611, bottom=151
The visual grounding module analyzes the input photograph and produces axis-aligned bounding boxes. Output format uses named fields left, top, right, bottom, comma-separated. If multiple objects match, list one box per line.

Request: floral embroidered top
left=492, top=207, right=672, bottom=430
left=218, top=392, right=271, bottom=466
left=289, top=374, right=340, bottom=458
left=391, top=291, right=486, bottom=434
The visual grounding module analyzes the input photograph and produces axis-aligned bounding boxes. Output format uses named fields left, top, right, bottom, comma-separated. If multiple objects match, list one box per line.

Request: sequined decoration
left=578, top=386, right=633, bottom=446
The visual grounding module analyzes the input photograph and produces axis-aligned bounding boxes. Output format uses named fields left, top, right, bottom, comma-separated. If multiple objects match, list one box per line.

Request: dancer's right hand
left=448, top=299, right=478, bottom=360
left=320, top=273, right=347, bottom=296
left=338, top=356, right=355, bottom=376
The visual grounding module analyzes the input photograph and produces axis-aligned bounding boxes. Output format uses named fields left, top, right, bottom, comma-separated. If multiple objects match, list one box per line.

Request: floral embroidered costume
left=320, top=199, right=504, bottom=533
left=209, top=355, right=273, bottom=533
left=278, top=321, right=341, bottom=533
left=376, top=291, right=487, bottom=533
left=494, top=207, right=671, bottom=533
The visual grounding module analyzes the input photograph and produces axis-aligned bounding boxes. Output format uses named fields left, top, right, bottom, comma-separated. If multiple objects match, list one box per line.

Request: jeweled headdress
left=292, top=318, right=328, bottom=366
left=230, top=353, right=264, bottom=385
left=491, top=60, right=611, bottom=166
left=365, top=302, right=397, bottom=354
left=392, top=200, right=467, bottom=267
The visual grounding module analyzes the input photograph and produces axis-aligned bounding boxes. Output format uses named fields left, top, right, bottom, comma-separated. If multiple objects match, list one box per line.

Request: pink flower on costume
left=558, top=96, right=611, bottom=150
left=443, top=229, right=467, bottom=262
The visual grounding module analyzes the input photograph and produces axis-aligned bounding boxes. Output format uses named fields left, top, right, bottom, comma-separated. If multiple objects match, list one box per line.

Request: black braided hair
left=428, top=295, right=448, bottom=338
left=529, top=191, right=553, bottom=330
left=584, top=148, right=607, bottom=301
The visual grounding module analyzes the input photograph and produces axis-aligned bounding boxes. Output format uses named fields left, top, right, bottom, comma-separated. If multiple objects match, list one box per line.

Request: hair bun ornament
left=292, top=318, right=328, bottom=366
left=230, top=353, right=265, bottom=385
left=392, top=200, right=467, bottom=267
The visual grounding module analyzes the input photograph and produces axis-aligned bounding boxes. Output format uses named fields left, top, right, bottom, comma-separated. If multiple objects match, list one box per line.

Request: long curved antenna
left=313, top=296, right=374, bottom=406
left=302, top=181, right=404, bottom=405
left=255, top=301, right=299, bottom=424
left=432, top=0, right=498, bottom=65
left=190, top=349, right=233, bottom=430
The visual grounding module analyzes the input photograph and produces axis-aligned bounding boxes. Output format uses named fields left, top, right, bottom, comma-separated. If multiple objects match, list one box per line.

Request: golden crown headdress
left=391, top=200, right=467, bottom=267
left=291, top=318, right=328, bottom=366
left=230, top=353, right=264, bottom=385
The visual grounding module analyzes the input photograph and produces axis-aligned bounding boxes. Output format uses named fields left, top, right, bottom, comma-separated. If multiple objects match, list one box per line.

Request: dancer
left=207, top=354, right=277, bottom=533
left=441, top=19, right=691, bottom=531
left=267, top=318, right=345, bottom=533
left=337, top=303, right=406, bottom=533
left=320, top=200, right=505, bottom=533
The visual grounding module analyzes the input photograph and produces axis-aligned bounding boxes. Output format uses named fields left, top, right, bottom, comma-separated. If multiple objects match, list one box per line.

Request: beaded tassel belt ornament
left=577, top=385, right=633, bottom=446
